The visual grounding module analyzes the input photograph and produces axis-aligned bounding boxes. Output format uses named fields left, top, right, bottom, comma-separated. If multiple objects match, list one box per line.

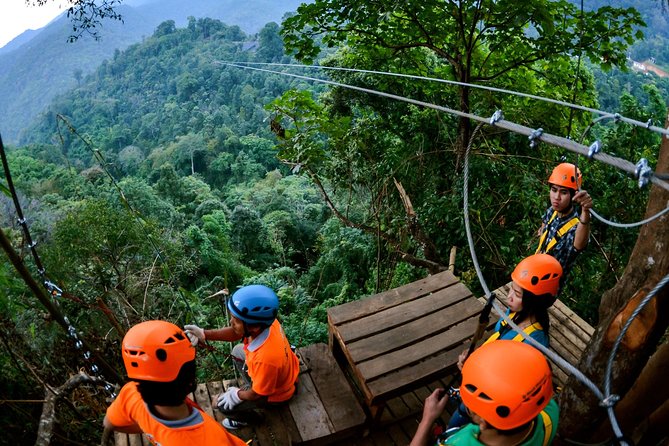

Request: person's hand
left=184, top=324, right=205, bottom=347
left=573, top=190, right=593, bottom=213
left=457, top=349, right=468, bottom=371
left=217, top=386, right=242, bottom=410
left=422, top=388, right=449, bottom=424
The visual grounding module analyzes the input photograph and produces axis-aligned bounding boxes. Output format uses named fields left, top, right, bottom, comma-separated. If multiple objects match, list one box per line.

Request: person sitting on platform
left=448, top=253, right=562, bottom=430
left=185, top=284, right=300, bottom=430
left=103, top=320, right=246, bottom=446
left=411, top=341, right=558, bottom=446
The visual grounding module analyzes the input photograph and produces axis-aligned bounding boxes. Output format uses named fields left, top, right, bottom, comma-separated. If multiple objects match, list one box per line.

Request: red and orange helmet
left=548, top=163, right=582, bottom=190
left=122, top=321, right=195, bottom=382
left=460, top=341, right=553, bottom=430
left=511, top=254, right=562, bottom=297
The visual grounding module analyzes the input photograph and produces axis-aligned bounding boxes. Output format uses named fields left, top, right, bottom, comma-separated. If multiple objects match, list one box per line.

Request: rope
left=219, top=61, right=669, bottom=138
left=220, top=63, right=669, bottom=193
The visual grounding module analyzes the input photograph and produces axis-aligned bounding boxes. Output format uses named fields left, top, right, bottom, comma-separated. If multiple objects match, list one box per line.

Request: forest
left=1, top=0, right=669, bottom=444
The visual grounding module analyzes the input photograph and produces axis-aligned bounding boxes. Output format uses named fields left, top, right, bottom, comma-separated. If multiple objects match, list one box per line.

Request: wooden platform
left=327, top=270, right=489, bottom=420
left=114, top=343, right=366, bottom=446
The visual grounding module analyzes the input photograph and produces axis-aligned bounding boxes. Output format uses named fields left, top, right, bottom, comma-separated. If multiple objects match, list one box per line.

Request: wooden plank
left=347, top=297, right=482, bottom=363
left=192, top=383, right=214, bottom=418
left=288, top=370, right=335, bottom=442
left=367, top=346, right=462, bottom=405
left=128, top=434, right=143, bottom=446
left=549, top=305, right=592, bottom=345
left=299, top=344, right=366, bottom=435
left=277, top=404, right=303, bottom=444
left=206, top=381, right=225, bottom=422
left=337, top=282, right=474, bottom=343
left=553, top=298, right=595, bottom=336
left=114, top=433, right=129, bottom=446
left=327, top=271, right=458, bottom=325
left=359, top=317, right=479, bottom=381
left=549, top=327, right=581, bottom=366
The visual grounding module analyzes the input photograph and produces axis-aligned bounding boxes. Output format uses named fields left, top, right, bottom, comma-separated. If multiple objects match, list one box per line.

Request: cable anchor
left=528, top=128, right=543, bottom=148
left=588, top=141, right=602, bottom=159
left=489, top=110, right=504, bottom=125
left=45, top=280, right=63, bottom=298
left=599, top=394, right=620, bottom=408
left=635, top=158, right=652, bottom=189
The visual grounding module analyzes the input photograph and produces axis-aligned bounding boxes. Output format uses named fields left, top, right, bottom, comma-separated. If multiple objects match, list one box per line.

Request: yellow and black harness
left=535, top=210, right=579, bottom=255
left=483, top=312, right=543, bottom=345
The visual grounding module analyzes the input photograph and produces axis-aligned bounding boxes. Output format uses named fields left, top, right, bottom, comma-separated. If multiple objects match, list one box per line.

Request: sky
left=0, top=0, right=70, bottom=48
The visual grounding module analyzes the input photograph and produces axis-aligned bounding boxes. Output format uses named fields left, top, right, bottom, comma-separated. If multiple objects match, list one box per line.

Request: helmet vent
left=540, top=273, right=551, bottom=281
left=131, top=361, right=139, bottom=368
left=478, top=392, right=492, bottom=401
left=536, top=396, right=545, bottom=406
left=496, top=405, right=511, bottom=418
left=252, top=306, right=262, bottom=312
left=156, top=348, right=167, bottom=361
left=465, top=384, right=477, bottom=393
left=164, top=337, right=176, bottom=344
left=531, top=276, right=539, bottom=285
left=174, top=332, right=185, bottom=341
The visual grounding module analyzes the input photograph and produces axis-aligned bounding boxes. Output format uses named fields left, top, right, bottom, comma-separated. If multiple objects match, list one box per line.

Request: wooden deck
left=114, top=277, right=594, bottom=446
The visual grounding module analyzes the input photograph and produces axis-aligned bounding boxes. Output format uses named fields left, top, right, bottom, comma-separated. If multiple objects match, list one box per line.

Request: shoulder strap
left=539, top=410, right=553, bottom=446
left=535, top=211, right=558, bottom=254
left=543, top=216, right=579, bottom=253
left=483, top=312, right=516, bottom=345
left=510, top=322, right=543, bottom=342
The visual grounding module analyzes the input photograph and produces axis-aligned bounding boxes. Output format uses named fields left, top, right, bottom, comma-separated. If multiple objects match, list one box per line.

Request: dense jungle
left=1, top=0, right=669, bottom=444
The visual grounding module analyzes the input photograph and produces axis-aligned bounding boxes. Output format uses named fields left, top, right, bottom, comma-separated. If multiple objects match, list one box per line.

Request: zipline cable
left=220, top=62, right=669, bottom=193
left=220, top=61, right=669, bottom=138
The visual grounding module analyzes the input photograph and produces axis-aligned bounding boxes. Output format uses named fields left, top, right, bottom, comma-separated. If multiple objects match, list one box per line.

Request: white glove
left=184, top=324, right=205, bottom=347
left=217, top=386, right=242, bottom=410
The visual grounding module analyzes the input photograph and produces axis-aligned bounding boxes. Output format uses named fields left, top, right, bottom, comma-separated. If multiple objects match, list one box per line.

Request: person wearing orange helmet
left=449, top=254, right=562, bottom=430
left=411, top=341, right=558, bottom=446
left=103, top=321, right=246, bottom=446
left=536, top=162, right=593, bottom=279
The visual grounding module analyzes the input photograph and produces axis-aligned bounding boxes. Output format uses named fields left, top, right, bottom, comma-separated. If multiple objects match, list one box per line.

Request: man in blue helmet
left=184, top=285, right=299, bottom=430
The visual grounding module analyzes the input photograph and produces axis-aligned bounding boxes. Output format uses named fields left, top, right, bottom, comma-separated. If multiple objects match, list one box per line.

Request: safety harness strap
left=540, top=410, right=553, bottom=446
left=483, top=312, right=543, bottom=345
left=536, top=210, right=580, bottom=254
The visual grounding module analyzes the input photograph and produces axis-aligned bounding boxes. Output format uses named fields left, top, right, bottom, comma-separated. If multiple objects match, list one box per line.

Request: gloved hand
left=217, top=386, right=242, bottom=411
left=184, top=324, right=205, bottom=347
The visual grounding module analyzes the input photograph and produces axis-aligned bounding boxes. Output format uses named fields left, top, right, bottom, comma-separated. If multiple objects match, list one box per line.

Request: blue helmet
left=227, top=285, right=279, bottom=325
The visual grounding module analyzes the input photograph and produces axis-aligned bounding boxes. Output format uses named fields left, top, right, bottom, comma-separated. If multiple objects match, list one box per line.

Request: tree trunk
left=558, top=110, right=669, bottom=442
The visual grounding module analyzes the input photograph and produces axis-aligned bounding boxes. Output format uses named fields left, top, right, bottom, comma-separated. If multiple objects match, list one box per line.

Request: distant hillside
left=0, top=0, right=306, bottom=144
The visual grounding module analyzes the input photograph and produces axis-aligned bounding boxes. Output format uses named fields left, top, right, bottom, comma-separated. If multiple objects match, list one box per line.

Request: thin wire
left=590, top=206, right=669, bottom=229
left=220, top=62, right=669, bottom=193
left=220, top=61, right=669, bottom=137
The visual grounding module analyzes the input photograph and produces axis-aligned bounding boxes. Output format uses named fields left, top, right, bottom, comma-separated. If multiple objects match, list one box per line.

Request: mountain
left=0, top=0, right=306, bottom=144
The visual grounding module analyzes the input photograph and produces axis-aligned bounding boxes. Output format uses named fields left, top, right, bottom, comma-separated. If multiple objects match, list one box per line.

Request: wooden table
left=327, top=270, right=485, bottom=420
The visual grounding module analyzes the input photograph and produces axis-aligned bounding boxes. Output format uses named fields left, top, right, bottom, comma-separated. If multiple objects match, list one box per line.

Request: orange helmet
left=122, top=321, right=195, bottom=382
left=548, top=163, right=582, bottom=190
left=511, top=254, right=562, bottom=297
left=460, top=341, right=553, bottom=430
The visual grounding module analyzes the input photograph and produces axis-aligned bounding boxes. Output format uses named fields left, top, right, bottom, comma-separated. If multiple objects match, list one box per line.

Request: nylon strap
left=536, top=210, right=579, bottom=254
left=483, top=312, right=543, bottom=345
left=540, top=410, right=553, bottom=446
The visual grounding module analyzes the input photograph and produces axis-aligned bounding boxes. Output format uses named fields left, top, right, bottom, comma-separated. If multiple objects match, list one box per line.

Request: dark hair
left=136, top=360, right=197, bottom=407
left=513, top=290, right=551, bottom=337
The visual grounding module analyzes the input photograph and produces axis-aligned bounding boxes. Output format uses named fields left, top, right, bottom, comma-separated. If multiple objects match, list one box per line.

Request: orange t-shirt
left=106, top=382, right=246, bottom=446
left=244, top=319, right=300, bottom=402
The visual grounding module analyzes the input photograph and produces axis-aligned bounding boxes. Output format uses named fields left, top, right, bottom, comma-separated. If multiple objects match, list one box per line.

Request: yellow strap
left=510, top=322, right=543, bottom=342
left=483, top=313, right=543, bottom=345
left=537, top=211, right=579, bottom=254
left=540, top=410, right=553, bottom=446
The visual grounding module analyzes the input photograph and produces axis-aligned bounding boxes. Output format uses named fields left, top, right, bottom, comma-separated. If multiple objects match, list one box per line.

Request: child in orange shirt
left=185, top=285, right=299, bottom=430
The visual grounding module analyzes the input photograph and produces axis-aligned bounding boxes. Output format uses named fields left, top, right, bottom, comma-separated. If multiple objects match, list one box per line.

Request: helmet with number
left=460, top=341, right=553, bottom=430
left=511, top=254, right=562, bottom=297
left=548, top=163, right=582, bottom=190
left=228, top=284, right=279, bottom=325
left=122, top=321, right=195, bottom=382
